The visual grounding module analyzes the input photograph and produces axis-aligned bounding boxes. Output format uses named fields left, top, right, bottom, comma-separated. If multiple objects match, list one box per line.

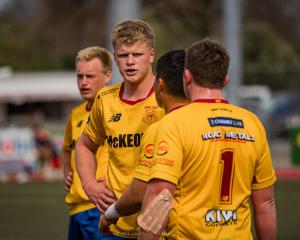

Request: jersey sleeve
left=251, top=121, right=276, bottom=190
left=63, top=114, right=72, bottom=152
left=83, top=93, right=106, bottom=145
left=134, top=123, right=158, bottom=182
left=149, top=116, right=183, bottom=185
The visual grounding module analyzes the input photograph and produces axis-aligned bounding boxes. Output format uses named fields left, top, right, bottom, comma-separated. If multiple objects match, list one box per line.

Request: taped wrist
left=105, top=202, right=121, bottom=220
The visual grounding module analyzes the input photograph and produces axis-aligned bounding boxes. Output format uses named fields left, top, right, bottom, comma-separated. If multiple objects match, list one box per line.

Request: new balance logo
left=109, top=113, right=122, bottom=122
left=77, top=120, right=83, bottom=128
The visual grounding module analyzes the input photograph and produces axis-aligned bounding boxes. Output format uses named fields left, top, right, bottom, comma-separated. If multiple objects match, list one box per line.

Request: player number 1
left=219, top=149, right=235, bottom=204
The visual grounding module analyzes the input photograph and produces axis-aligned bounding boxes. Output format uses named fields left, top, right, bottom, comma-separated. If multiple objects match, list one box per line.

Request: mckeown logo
left=107, top=133, right=143, bottom=148
left=109, top=113, right=122, bottom=122
left=208, top=117, right=244, bottom=128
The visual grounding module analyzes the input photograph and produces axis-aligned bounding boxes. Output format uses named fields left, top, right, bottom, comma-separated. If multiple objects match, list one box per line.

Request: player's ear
left=149, top=48, right=155, bottom=64
left=184, top=69, right=192, bottom=85
left=104, top=70, right=112, bottom=85
left=224, top=75, right=229, bottom=87
left=157, top=78, right=165, bottom=92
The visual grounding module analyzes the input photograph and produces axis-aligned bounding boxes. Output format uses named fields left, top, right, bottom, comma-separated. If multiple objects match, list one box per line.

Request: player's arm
left=75, top=133, right=116, bottom=212
left=138, top=179, right=176, bottom=240
left=251, top=185, right=277, bottom=240
left=251, top=121, right=277, bottom=239
left=75, top=132, right=98, bottom=189
left=116, top=178, right=147, bottom=215
left=99, top=178, right=147, bottom=234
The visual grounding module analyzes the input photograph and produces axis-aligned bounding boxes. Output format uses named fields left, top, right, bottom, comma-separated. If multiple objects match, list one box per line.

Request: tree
left=0, top=0, right=299, bottom=91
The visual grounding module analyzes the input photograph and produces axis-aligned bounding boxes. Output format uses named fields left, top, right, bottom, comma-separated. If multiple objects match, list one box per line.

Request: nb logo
left=109, top=113, right=122, bottom=122
left=77, top=120, right=83, bottom=128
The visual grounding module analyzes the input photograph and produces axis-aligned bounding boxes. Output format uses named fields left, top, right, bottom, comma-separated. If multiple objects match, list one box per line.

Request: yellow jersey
left=83, top=83, right=165, bottom=238
left=63, top=102, right=108, bottom=215
left=149, top=99, right=276, bottom=240
left=134, top=121, right=160, bottom=182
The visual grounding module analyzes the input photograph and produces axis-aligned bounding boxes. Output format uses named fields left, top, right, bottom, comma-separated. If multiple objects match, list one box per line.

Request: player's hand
left=98, top=214, right=118, bottom=236
left=84, top=178, right=116, bottom=213
left=64, top=171, right=73, bottom=192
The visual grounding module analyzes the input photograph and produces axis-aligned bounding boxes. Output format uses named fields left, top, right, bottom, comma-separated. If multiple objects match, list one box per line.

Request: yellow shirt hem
left=69, top=202, right=96, bottom=216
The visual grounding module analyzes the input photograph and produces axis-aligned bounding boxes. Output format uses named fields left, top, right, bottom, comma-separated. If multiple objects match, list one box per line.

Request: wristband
left=105, top=202, right=121, bottom=220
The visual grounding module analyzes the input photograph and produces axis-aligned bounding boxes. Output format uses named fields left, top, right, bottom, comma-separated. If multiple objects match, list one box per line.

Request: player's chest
left=71, top=114, right=89, bottom=139
left=103, top=104, right=162, bottom=134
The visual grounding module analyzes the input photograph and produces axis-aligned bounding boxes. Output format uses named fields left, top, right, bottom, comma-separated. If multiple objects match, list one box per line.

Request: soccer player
left=98, top=49, right=188, bottom=235
left=138, top=39, right=277, bottom=239
left=75, top=20, right=165, bottom=239
left=62, top=46, right=116, bottom=240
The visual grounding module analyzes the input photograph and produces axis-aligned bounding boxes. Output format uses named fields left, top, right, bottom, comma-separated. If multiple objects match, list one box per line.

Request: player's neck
left=122, top=73, right=155, bottom=101
left=164, top=96, right=189, bottom=114
left=189, top=85, right=224, bottom=102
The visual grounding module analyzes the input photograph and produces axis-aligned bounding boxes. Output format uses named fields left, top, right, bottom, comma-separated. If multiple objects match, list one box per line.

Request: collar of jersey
left=85, top=103, right=92, bottom=111
left=193, top=99, right=229, bottom=104
left=169, top=104, right=186, bottom=113
left=119, top=82, right=154, bottom=105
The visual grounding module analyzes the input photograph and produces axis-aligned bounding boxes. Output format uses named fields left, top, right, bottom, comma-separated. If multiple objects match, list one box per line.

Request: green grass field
left=0, top=180, right=299, bottom=240
left=0, top=181, right=68, bottom=240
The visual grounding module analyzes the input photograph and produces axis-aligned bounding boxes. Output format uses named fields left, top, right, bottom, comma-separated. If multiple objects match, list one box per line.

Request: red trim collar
left=193, top=99, right=229, bottom=104
left=169, top=104, right=186, bottom=113
left=86, top=103, right=92, bottom=111
left=119, top=82, right=154, bottom=105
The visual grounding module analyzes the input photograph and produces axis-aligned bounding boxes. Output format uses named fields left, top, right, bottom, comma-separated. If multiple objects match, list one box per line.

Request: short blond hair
left=76, top=46, right=112, bottom=73
left=186, top=38, right=230, bottom=89
left=111, top=19, right=155, bottom=49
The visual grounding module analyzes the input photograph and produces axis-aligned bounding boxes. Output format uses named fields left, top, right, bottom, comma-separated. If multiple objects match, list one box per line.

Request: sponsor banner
left=208, top=117, right=244, bottom=128
left=0, top=127, right=37, bottom=173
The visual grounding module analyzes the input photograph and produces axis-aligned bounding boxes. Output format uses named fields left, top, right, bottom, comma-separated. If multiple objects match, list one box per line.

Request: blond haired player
left=75, top=20, right=164, bottom=239
left=62, top=46, right=116, bottom=239
left=98, top=50, right=188, bottom=235
left=139, top=39, right=277, bottom=240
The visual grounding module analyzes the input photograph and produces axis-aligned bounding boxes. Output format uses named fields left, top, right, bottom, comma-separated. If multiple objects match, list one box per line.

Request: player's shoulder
left=169, top=104, right=191, bottom=117
left=71, top=101, right=87, bottom=115
left=95, top=82, right=122, bottom=101
left=230, top=104, right=261, bottom=122
left=158, top=105, right=189, bottom=126
left=218, top=103, right=265, bottom=131
left=145, top=120, right=161, bottom=133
